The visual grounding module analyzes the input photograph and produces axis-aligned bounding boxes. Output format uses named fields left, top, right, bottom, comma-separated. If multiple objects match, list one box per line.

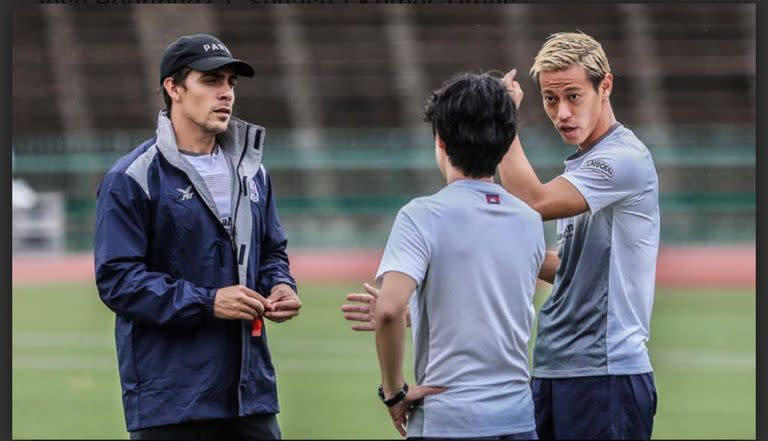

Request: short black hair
left=161, top=66, right=193, bottom=114
left=424, top=73, right=517, bottom=179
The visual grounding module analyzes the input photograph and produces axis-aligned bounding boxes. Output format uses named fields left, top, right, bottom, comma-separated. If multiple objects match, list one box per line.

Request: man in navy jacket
left=94, top=34, right=300, bottom=440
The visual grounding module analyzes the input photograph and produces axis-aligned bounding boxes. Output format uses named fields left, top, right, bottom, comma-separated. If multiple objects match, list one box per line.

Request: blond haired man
left=499, top=32, right=659, bottom=440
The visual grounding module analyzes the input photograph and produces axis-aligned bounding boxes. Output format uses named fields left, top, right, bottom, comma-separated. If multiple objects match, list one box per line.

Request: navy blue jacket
left=94, top=111, right=296, bottom=431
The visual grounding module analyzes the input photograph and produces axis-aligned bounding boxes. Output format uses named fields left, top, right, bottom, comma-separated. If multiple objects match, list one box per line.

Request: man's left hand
left=386, top=385, right=446, bottom=437
left=265, top=283, right=301, bottom=323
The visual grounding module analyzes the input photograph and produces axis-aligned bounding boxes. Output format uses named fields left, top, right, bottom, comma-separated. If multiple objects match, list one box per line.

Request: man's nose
left=219, top=85, right=234, bottom=102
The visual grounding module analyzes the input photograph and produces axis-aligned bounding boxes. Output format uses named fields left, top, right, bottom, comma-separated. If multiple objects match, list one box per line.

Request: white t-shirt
left=533, top=123, right=660, bottom=378
left=376, top=179, right=545, bottom=438
left=181, top=145, right=233, bottom=234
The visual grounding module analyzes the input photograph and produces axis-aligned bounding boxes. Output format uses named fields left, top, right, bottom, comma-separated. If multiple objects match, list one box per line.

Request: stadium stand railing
left=12, top=126, right=755, bottom=250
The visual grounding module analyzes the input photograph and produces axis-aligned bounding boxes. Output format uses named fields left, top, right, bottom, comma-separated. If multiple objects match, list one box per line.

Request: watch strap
left=378, top=383, right=409, bottom=407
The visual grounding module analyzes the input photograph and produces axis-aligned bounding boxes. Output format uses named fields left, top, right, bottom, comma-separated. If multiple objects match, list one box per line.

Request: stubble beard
left=204, top=116, right=229, bottom=136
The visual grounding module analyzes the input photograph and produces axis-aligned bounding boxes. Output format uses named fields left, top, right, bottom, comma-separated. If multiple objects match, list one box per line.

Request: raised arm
left=498, top=138, right=588, bottom=221
left=498, top=70, right=589, bottom=221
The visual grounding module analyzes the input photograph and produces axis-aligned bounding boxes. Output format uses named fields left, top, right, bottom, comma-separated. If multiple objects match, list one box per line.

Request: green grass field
left=12, top=282, right=755, bottom=439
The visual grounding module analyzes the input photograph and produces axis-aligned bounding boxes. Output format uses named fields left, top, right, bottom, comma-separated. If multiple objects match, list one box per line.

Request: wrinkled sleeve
left=256, top=168, right=297, bottom=296
left=94, top=171, right=216, bottom=326
left=560, top=147, right=647, bottom=214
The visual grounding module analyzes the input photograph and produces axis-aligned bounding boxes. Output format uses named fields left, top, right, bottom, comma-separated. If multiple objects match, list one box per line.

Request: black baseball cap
left=160, top=34, right=255, bottom=84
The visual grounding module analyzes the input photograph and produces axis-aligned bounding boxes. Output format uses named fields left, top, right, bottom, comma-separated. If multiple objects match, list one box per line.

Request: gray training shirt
left=377, top=180, right=545, bottom=438
left=533, top=123, right=661, bottom=378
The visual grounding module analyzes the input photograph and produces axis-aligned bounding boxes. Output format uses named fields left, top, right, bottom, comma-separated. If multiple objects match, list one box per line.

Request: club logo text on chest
left=582, top=159, right=614, bottom=178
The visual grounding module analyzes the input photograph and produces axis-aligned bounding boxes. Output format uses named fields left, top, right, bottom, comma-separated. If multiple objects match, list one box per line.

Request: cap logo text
left=203, top=43, right=230, bottom=54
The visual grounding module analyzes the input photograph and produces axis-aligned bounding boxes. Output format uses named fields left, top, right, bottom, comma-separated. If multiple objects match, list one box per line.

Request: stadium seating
left=11, top=4, right=755, bottom=250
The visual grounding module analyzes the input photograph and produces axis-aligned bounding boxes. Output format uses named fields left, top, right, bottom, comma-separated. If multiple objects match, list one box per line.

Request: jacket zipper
left=233, top=125, right=251, bottom=415
left=230, top=126, right=250, bottom=255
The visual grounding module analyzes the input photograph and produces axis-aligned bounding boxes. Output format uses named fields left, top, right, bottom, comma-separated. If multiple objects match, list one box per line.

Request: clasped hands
left=214, top=283, right=301, bottom=323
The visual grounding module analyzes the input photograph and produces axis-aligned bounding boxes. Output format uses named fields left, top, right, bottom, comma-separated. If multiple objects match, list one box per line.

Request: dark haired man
left=94, top=34, right=300, bottom=440
left=369, top=73, right=544, bottom=439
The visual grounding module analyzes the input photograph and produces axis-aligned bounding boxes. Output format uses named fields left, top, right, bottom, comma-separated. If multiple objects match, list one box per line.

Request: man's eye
left=544, top=96, right=556, bottom=103
left=569, top=94, right=580, bottom=101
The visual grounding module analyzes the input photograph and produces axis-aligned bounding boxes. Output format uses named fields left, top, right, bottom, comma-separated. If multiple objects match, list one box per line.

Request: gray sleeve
left=561, top=147, right=646, bottom=213
left=375, top=202, right=431, bottom=287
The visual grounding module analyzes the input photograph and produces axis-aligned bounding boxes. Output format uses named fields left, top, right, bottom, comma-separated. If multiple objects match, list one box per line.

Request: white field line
left=14, top=351, right=754, bottom=373
left=13, top=331, right=379, bottom=371
left=650, top=349, right=755, bottom=371
left=13, top=332, right=114, bottom=348
left=13, top=331, right=377, bottom=354
left=13, top=356, right=116, bottom=370
left=12, top=356, right=379, bottom=372
left=13, top=332, right=754, bottom=372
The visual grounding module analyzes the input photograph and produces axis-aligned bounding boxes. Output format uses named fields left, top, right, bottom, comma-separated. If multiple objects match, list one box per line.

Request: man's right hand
left=502, top=68, right=524, bottom=110
left=213, top=285, right=271, bottom=320
left=342, top=282, right=379, bottom=331
left=342, top=282, right=411, bottom=331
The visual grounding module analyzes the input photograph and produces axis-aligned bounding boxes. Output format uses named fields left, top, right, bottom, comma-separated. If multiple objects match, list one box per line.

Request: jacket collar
left=154, top=109, right=265, bottom=169
left=153, top=110, right=265, bottom=223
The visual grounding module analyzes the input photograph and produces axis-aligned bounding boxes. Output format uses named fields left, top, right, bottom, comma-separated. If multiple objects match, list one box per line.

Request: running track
left=12, top=245, right=755, bottom=288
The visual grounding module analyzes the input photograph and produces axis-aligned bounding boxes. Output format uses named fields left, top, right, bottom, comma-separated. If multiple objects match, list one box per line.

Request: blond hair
left=530, top=32, right=611, bottom=90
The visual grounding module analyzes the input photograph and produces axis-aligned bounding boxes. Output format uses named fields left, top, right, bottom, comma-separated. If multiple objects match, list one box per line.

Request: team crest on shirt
left=485, top=193, right=500, bottom=204
left=176, top=185, right=194, bottom=201
left=582, top=159, right=614, bottom=178
left=248, top=177, right=259, bottom=203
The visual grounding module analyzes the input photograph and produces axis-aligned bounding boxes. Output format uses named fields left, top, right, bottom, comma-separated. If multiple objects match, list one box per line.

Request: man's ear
left=435, top=132, right=447, bottom=151
left=163, top=77, right=183, bottom=103
left=600, top=73, right=613, bottom=98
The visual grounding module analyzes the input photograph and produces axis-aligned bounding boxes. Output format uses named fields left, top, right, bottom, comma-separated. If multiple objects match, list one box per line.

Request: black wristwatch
left=378, top=383, right=409, bottom=407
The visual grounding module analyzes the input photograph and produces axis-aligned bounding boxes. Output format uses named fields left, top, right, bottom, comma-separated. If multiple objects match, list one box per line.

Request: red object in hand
left=251, top=317, right=263, bottom=337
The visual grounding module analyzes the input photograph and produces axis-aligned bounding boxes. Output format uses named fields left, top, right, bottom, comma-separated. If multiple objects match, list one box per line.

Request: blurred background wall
left=11, top=3, right=755, bottom=267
